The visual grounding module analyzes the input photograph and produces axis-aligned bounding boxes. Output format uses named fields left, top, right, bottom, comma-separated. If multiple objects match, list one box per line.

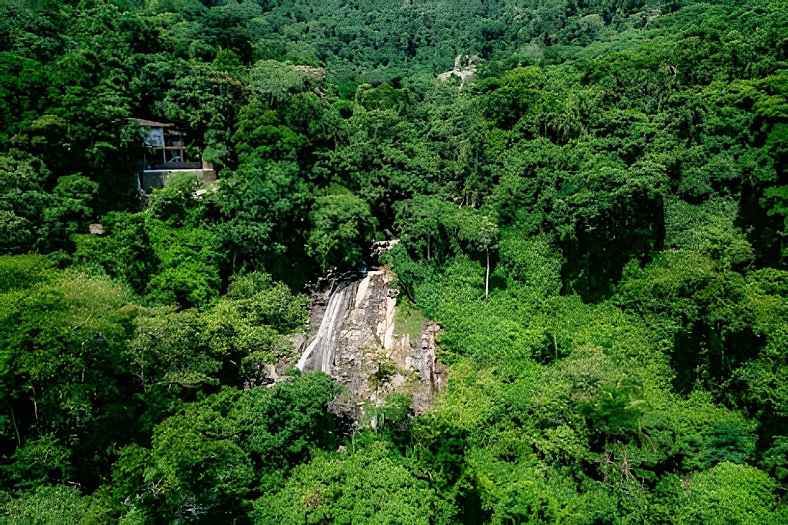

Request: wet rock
left=297, top=269, right=446, bottom=422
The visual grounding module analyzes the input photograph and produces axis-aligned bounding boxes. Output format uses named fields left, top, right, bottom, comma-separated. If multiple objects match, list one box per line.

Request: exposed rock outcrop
left=297, top=269, right=446, bottom=422
left=437, top=54, right=480, bottom=87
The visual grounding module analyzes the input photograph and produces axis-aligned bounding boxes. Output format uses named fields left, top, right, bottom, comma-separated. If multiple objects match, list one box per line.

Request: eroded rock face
left=436, top=54, right=480, bottom=87
left=297, top=269, right=446, bottom=422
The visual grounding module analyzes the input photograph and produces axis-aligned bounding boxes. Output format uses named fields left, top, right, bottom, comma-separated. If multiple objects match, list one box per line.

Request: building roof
left=135, top=118, right=174, bottom=128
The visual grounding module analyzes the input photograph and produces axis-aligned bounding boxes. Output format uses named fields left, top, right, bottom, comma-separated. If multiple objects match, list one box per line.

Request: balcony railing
left=148, top=161, right=202, bottom=170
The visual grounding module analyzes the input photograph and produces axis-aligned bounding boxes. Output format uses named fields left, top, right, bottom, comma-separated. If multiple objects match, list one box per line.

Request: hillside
left=0, top=0, right=786, bottom=523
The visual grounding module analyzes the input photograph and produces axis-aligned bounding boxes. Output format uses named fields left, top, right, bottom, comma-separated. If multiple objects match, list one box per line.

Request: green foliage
left=224, top=271, right=309, bottom=334
left=0, top=484, right=114, bottom=525
left=1, top=434, right=72, bottom=491
left=0, top=254, right=53, bottom=293
left=128, top=308, right=219, bottom=389
left=762, top=184, right=788, bottom=263
left=0, top=259, right=309, bottom=510
left=674, top=462, right=779, bottom=525
left=40, top=175, right=99, bottom=250
left=0, top=269, right=138, bottom=487
left=497, top=232, right=563, bottom=297
left=235, top=372, right=341, bottom=471
left=108, top=374, right=341, bottom=521
left=145, top=171, right=205, bottom=226
left=615, top=251, right=788, bottom=409
left=144, top=219, right=220, bottom=308
left=761, top=435, right=788, bottom=483
left=0, top=154, right=50, bottom=254
left=253, top=440, right=455, bottom=525
left=0, top=0, right=786, bottom=522
left=72, top=211, right=155, bottom=295
left=147, top=391, right=254, bottom=519
left=216, top=158, right=314, bottom=282
left=307, top=193, right=377, bottom=271
left=548, top=162, right=667, bottom=300
left=664, top=197, right=754, bottom=268
left=394, top=195, right=456, bottom=263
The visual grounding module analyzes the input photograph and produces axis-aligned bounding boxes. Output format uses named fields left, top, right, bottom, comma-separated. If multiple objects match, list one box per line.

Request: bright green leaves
left=145, top=171, right=209, bottom=227
left=0, top=267, right=137, bottom=487
left=217, top=158, right=313, bottom=280
left=453, top=207, right=500, bottom=256
left=237, top=373, right=341, bottom=469
left=222, top=271, right=309, bottom=334
left=615, top=250, right=788, bottom=400
left=464, top=446, right=599, bottom=525
left=559, top=348, right=649, bottom=439
left=148, top=392, right=255, bottom=519
left=394, top=196, right=500, bottom=299
left=233, top=102, right=306, bottom=163
left=0, top=484, right=112, bottom=525
left=128, top=308, right=220, bottom=390
left=112, top=374, right=341, bottom=522
left=674, top=463, right=780, bottom=525
left=664, top=197, right=754, bottom=269
left=126, top=270, right=307, bottom=397
left=70, top=179, right=222, bottom=310
left=761, top=184, right=788, bottom=264
left=0, top=254, right=53, bottom=294
left=253, top=439, right=454, bottom=525
left=497, top=232, right=563, bottom=298
left=0, top=154, right=51, bottom=254
left=0, top=0, right=786, bottom=522
left=0, top=261, right=309, bottom=500
left=72, top=211, right=155, bottom=296
left=249, top=60, right=317, bottom=108
left=394, top=195, right=458, bottom=264
left=307, top=193, right=376, bottom=271
left=204, top=272, right=308, bottom=386
left=40, top=175, right=99, bottom=251
left=144, top=221, right=220, bottom=309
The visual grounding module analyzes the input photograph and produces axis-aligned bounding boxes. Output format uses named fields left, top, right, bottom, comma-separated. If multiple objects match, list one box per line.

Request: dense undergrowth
left=0, top=0, right=786, bottom=523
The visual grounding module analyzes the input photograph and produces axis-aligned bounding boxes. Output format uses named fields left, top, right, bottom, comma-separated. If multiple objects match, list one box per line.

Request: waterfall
left=296, top=278, right=362, bottom=374
left=295, top=268, right=446, bottom=421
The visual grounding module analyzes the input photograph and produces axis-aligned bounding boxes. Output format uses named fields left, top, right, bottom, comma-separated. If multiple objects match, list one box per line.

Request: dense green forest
left=0, top=0, right=786, bottom=522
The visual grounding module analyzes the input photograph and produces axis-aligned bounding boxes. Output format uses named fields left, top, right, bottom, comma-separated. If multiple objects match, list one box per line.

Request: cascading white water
left=296, top=278, right=362, bottom=374
left=294, top=267, right=445, bottom=421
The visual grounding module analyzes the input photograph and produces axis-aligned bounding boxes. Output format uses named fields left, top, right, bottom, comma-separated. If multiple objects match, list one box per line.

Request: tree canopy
left=0, top=0, right=786, bottom=523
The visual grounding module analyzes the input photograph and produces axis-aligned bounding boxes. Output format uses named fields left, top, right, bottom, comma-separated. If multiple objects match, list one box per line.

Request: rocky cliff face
left=297, top=269, right=446, bottom=423
left=436, top=54, right=480, bottom=87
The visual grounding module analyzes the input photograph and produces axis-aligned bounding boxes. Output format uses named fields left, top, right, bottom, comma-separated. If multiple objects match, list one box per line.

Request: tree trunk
left=485, top=249, right=490, bottom=300
left=6, top=401, right=20, bottom=446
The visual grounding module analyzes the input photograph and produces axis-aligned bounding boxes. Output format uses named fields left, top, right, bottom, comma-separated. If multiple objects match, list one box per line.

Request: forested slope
left=0, top=0, right=786, bottom=523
